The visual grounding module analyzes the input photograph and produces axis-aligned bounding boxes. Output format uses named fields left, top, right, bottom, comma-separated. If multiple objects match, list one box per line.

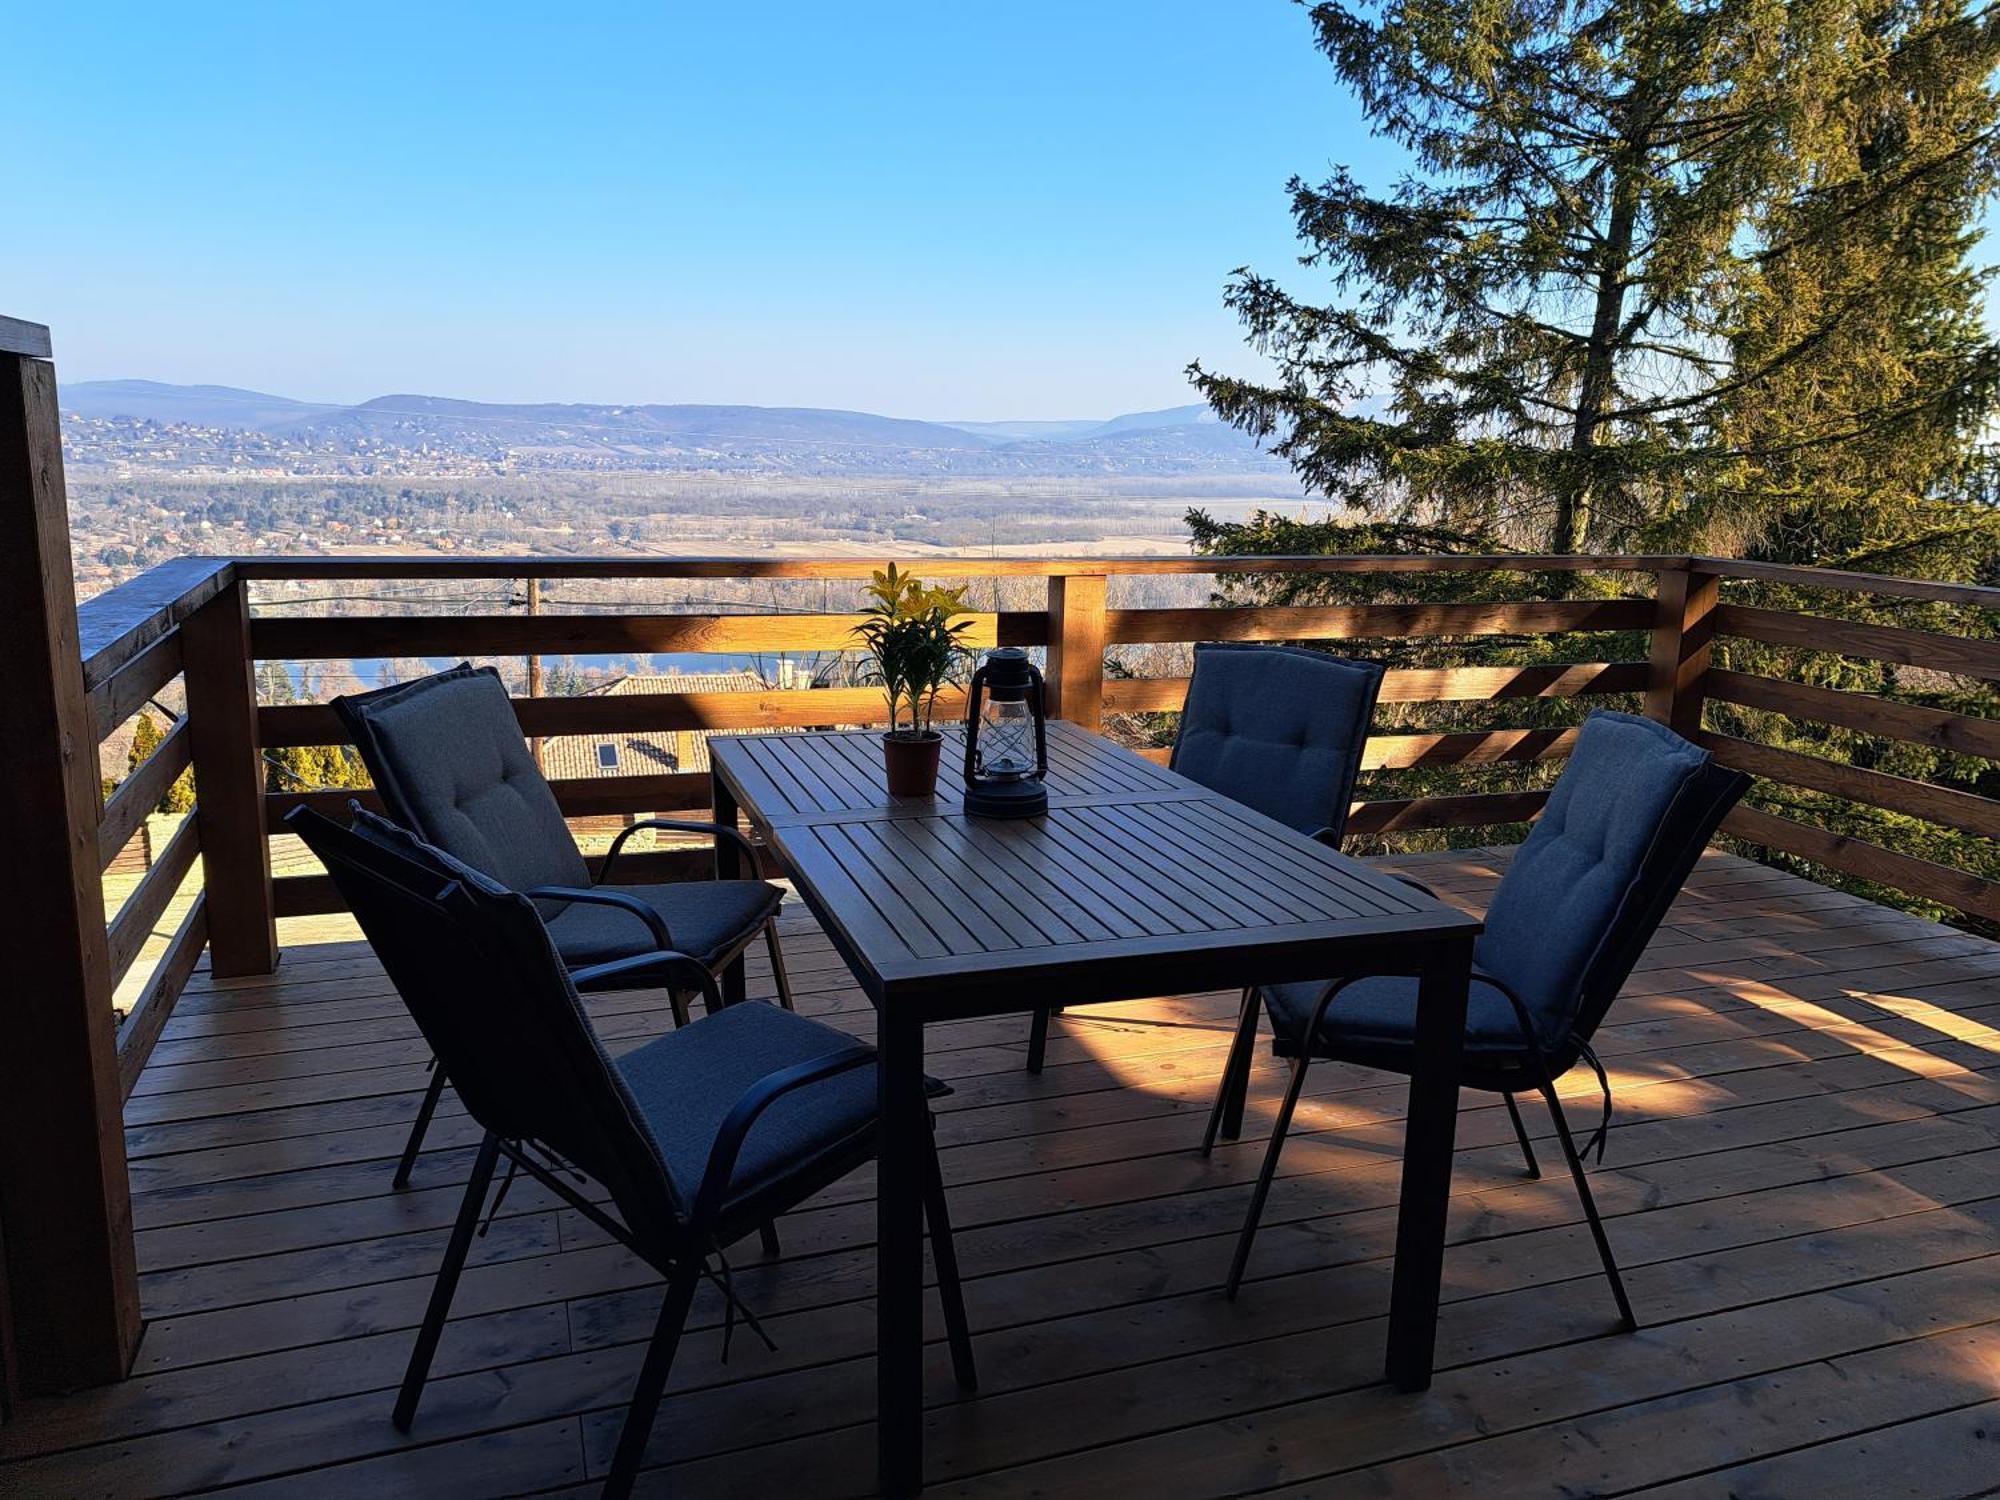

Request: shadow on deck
left=5, top=849, right=2000, bottom=1497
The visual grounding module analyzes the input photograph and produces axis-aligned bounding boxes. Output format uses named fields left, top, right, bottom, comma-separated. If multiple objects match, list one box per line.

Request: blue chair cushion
left=1261, top=973, right=1546, bottom=1062
left=1170, top=643, right=1384, bottom=838
left=335, top=664, right=592, bottom=894
left=1475, top=711, right=1713, bottom=1039
left=615, top=1000, right=880, bottom=1211
left=546, top=879, right=784, bottom=969
left=347, top=805, right=517, bottom=900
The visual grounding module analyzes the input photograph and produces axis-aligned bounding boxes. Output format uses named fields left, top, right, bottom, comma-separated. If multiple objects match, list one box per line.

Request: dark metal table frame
left=708, top=721, right=1478, bottom=1496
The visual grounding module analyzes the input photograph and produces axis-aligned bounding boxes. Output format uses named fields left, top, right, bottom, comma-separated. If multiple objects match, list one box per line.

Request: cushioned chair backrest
left=284, top=806, right=682, bottom=1243
left=1477, top=711, right=1749, bottom=1051
left=1170, top=643, right=1385, bottom=839
left=333, top=663, right=590, bottom=894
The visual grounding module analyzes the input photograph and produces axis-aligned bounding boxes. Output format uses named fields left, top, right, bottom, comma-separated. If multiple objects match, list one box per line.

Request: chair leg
left=393, top=1062, right=450, bottom=1189
left=1501, top=1091, right=1541, bottom=1179
left=1538, top=1083, right=1636, bottom=1332
left=1225, top=1054, right=1312, bottom=1300
left=1025, top=1006, right=1053, bottom=1075
left=668, top=987, right=693, bottom=1028
left=922, top=1117, right=978, bottom=1391
left=764, top=920, right=795, bottom=1011
left=1201, top=987, right=1262, bottom=1157
left=394, top=1132, right=500, bottom=1430
left=758, top=1220, right=782, bottom=1258
left=602, top=1256, right=706, bottom=1500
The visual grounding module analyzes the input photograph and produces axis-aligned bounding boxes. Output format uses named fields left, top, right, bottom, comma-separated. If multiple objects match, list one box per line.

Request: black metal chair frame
left=1202, top=870, right=1634, bottom=1329
left=291, top=809, right=976, bottom=1500
left=390, top=812, right=793, bottom=1190
left=331, top=666, right=797, bottom=1187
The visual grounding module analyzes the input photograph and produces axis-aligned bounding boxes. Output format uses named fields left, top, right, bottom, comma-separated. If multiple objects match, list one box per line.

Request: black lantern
left=963, top=647, right=1049, bottom=818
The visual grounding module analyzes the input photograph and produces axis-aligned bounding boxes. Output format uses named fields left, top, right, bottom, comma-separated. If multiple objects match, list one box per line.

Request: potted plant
left=852, top=563, right=974, bottom=796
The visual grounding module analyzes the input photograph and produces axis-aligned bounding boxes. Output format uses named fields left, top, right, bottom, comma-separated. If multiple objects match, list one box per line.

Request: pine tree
left=125, top=710, right=195, bottom=814
left=1189, top=0, right=2000, bottom=557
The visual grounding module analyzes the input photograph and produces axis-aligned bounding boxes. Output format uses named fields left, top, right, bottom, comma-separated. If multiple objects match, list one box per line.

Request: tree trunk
left=1555, top=139, right=1643, bottom=555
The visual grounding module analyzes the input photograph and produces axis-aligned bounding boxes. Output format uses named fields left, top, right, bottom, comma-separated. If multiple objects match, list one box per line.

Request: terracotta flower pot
left=882, top=730, right=943, bottom=798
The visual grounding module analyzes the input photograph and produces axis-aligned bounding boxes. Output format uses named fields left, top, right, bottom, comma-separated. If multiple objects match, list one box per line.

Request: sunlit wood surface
left=4, top=848, right=1998, bottom=1497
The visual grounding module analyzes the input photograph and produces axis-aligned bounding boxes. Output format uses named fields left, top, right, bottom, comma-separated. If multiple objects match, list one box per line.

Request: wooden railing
left=56, top=551, right=2000, bottom=1101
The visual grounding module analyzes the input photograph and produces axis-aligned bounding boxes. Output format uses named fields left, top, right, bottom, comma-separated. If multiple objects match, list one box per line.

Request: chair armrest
left=525, top=884, right=674, bottom=952
left=567, top=949, right=723, bottom=1008
left=1309, top=826, right=1343, bottom=849
left=599, top=818, right=763, bottom=885
left=1389, top=873, right=1439, bottom=898
left=688, top=1042, right=878, bottom=1227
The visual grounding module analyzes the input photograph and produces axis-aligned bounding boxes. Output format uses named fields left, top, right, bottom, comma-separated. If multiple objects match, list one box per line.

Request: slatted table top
left=709, top=722, right=1480, bottom=1017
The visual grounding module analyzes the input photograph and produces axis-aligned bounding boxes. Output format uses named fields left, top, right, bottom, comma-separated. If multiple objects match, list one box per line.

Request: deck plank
left=4, top=850, right=1998, bottom=1497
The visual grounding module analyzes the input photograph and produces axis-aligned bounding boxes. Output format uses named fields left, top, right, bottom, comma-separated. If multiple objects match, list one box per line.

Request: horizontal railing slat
left=1705, top=668, right=2000, bottom=760
left=98, top=719, right=192, bottom=869
left=115, top=895, right=207, bottom=1101
left=1714, top=603, right=2000, bottom=681
left=1701, top=732, right=2000, bottom=841
left=106, top=814, right=199, bottom=986
left=1360, top=726, right=1580, bottom=771
left=1104, top=662, right=1646, bottom=714
left=86, top=630, right=184, bottom=744
left=1722, top=804, right=2000, bottom=922
left=260, top=685, right=974, bottom=747
left=1346, top=790, right=1551, bottom=838
left=250, top=610, right=1046, bottom=661
left=1105, top=598, right=1651, bottom=645
left=1694, top=557, right=2000, bottom=611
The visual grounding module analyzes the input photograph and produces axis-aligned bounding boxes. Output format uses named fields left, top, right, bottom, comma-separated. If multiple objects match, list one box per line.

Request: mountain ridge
left=58, top=383, right=1274, bottom=477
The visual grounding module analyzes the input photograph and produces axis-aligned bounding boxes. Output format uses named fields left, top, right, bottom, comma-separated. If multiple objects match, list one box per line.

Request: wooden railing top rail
left=231, top=552, right=1683, bottom=581
left=76, top=557, right=233, bottom=690
left=0, top=314, right=52, bottom=358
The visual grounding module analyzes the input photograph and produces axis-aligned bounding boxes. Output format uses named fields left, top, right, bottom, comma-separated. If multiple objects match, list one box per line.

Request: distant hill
left=296, top=396, right=999, bottom=456
left=59, top=383, right=1277, bottom=477
left=60, top=380, right=343, bottom=430
left=941, top=404, right=1220, bottom=443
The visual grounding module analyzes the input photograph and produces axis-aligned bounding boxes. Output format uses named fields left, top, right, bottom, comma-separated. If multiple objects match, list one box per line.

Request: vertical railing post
left=0, top=318, right=142, bottom=1398
left=183, top=579, right=279, bottom=977
left=1045, top=571, right=1108, bottom=728
left=1646, top=559, right=1719, bottom=737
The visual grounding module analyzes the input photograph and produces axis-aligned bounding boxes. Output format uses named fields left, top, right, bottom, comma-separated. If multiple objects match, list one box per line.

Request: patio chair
left=1203, top=710, right=1749, bottom=1326
left=286, top=806, right=978, bottom=1500
left=332, top=663, right=795, bottom=1187
left=1024, top=641, right=1385, bottom=1074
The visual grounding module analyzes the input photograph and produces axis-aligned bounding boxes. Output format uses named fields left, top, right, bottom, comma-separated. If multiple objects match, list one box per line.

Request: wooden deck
left=4, top=848, right=2000, bottom=1497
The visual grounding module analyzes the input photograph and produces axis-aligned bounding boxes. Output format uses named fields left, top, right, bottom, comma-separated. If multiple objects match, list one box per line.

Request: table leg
left=710, top=772, right=747, bottom=1007
left=1385, top=937, right=1473, bottom=1391
left=877, top=1006, right=927, bottom=1496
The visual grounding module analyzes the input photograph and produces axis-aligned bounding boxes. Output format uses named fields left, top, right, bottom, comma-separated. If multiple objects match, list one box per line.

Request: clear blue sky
left=3, top=2, right=1379, bottom=418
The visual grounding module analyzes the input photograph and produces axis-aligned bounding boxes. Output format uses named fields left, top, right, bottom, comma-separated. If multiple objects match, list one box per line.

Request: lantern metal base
left=963, top=778, right=1048, bottom=819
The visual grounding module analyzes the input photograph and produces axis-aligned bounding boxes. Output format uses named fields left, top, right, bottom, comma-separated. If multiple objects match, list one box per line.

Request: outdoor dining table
left=707, top=719, right=1482, bottom=1496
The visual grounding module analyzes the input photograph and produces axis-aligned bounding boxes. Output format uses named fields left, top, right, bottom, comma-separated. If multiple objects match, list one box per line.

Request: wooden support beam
left=1647, top=563, right=1719, bottom=736
left=182, top=582, right=278, bottom=977
left=1044, top=573, right=1108, bottom=728
left=0, top=342, right=141, bottom=1397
